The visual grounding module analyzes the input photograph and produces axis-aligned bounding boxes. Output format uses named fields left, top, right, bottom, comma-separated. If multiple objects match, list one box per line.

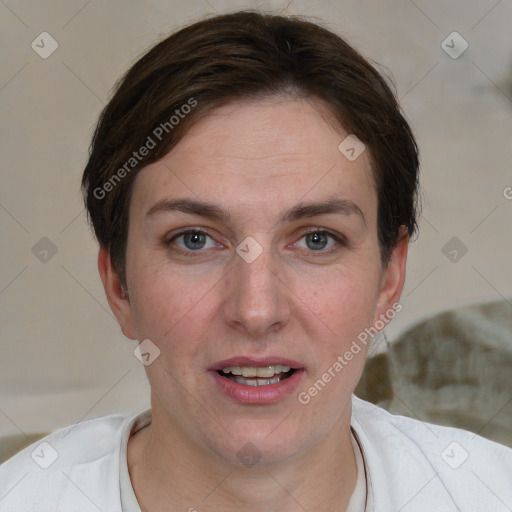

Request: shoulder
left=351, top=396, right=512, bottom=511
left=0, top=411, right=136, bottom=512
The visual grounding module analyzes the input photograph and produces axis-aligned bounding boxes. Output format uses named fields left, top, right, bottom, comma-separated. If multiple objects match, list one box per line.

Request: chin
left=207, top=420, right=308, bottom=467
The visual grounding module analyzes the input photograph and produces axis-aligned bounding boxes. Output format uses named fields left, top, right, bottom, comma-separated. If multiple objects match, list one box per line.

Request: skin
left=99, top=95, right=408, bottom=511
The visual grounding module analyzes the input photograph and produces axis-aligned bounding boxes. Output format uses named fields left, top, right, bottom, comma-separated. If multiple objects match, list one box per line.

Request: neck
left=128, top=395, right=358, bottom=512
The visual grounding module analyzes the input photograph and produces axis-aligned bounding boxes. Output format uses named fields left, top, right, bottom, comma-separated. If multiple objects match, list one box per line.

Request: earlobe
left=374, top=226, right=409, bottom=319
left=97, top=247, right=137, bottom=340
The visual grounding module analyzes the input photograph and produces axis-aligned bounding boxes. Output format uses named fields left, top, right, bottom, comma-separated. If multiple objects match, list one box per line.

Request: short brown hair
left=82, top=10, right=420, bottom=286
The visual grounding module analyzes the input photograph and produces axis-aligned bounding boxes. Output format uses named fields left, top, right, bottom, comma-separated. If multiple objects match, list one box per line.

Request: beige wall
left=1, top=0, right=512, bottom=436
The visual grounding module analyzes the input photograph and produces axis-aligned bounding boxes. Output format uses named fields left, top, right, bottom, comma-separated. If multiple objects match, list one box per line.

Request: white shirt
left=1, top=396, right=511, bottom=511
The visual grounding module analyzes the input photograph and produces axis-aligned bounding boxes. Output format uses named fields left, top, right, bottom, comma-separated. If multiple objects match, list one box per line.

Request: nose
left=222, top=241, right=291, bottom=338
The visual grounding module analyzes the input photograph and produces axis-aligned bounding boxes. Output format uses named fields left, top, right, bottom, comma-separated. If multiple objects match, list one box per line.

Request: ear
left=98, top=247, right=137, bottom=340
left=373, top=225, right=409, bottom=322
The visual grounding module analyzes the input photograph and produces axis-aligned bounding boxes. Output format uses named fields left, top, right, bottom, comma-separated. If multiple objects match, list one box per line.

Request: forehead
left=130, top=96, right=376, bottom=224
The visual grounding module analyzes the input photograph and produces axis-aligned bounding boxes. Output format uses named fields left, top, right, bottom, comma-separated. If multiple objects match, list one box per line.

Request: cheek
left=290, top=265, right=380, bottom=392
left=293, top=267, right=380, bottom=339
left=130, top=273, right=173, bottom=335
left=128, top=263, right=222, bottom=354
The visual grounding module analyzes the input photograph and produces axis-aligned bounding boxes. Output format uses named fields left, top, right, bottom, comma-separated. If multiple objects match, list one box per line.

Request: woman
left=1, top=10, right=511, bottom=512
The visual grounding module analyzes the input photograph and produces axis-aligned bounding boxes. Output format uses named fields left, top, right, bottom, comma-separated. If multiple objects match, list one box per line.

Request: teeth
left=222, top=365, right=291, bottom=378
left=232, top=375, right=282, bottom=386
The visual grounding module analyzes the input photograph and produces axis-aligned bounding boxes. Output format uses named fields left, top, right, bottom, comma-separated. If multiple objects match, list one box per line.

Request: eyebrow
left=146, top=196, right=366, bottom=227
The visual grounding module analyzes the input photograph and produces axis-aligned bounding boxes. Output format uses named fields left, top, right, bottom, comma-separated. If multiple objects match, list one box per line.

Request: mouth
left=218, top=365, right=297, bottom=386
left=209, top=356, right=304, bottom=404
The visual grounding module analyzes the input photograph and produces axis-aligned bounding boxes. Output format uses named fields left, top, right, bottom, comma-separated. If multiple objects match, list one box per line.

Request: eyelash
left=165, top=228, right=347, bottom=257
left=297, top=228, right=347, bottom=256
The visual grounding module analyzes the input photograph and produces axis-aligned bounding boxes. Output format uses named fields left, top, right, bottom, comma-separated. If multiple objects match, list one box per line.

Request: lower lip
left=210, top=369, right=305, bottom=404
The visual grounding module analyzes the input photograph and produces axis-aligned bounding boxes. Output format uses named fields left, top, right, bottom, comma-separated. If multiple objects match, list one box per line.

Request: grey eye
left=183, top=232, right=207, bottom=250
left=305, top=232, right=329, bottom=250
left=296, top=231, right=339, bottom=252
left=172, top=231, right=217, bottom=251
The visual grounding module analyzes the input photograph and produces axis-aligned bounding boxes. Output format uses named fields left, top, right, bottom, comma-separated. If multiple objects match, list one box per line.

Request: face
left=101, top=96, right=407, bottom=466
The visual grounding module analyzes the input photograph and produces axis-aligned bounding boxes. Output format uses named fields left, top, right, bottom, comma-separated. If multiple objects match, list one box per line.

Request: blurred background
left=1, top=0, right=512, bottom=452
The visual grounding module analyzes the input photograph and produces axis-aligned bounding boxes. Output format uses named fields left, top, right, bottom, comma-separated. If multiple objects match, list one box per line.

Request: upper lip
left=209, top=356, right=304, bottom=371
